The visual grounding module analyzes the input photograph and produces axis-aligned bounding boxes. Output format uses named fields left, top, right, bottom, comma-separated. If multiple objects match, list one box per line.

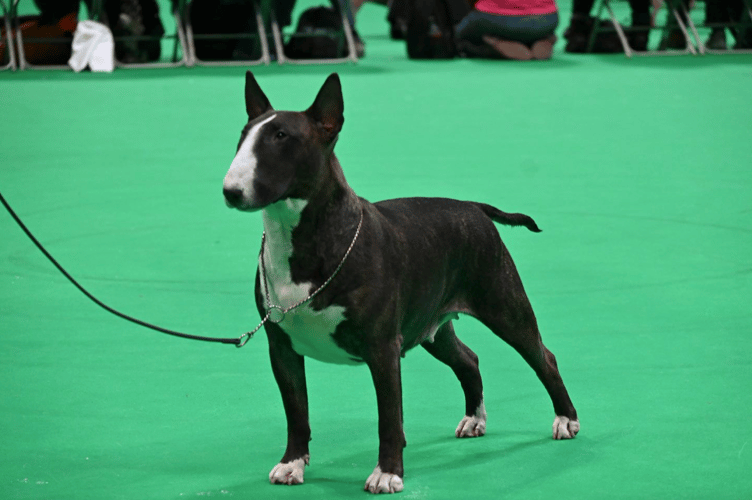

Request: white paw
left=455, top=415, right=486, bottom=437
left=364, top=466, right=404, bottom=494
left=455, top=402, right=487, bottom=438
left=552, top=416, right=580, bottom=440
left=269, top=457, right=307, bottom=485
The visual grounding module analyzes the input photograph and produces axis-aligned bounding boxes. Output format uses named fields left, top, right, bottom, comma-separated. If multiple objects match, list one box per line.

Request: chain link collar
left=236, top=208, right=364, bottom=347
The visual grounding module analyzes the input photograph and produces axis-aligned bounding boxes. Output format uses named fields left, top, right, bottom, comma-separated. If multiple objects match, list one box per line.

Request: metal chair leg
left=11, top=0, right=72, bottom=70
left=1, top=0, right=17, bottom=70
left=667, top=0, right=698, bottom=54
left=588, top=0, right=696, bottom=57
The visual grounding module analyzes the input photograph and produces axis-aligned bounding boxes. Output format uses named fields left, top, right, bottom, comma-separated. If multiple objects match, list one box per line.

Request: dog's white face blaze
left=262, top=199, right=359, bottom=365
left=223, top=113, right=277, bottom=207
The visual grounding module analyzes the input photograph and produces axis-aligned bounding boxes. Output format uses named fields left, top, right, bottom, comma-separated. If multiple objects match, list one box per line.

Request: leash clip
left=235, top=311, right=270, bottom=348
left=236, top=332, right=253, bottom=348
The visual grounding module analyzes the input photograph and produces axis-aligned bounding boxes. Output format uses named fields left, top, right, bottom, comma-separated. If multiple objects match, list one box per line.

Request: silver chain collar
left=236, top=208, right=364, bottom=347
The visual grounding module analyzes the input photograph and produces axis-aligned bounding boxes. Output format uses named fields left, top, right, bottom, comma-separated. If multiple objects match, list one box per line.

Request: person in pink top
left=455, top=0, right=559, bottom=60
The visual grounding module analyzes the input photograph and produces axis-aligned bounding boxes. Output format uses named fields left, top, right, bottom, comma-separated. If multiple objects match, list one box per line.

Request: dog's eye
left=275, top=131, right=287, bottom=140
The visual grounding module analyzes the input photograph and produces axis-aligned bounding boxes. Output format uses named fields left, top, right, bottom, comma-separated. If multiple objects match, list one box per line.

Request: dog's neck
left=261, top=154, right=360, bottom=273
left=262, top=199, right=308, bottom=243
left=261, top=198, right=308, bottom=277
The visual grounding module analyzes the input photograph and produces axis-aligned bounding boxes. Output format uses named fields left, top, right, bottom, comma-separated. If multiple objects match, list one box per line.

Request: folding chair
left=588, top=0, right=697, bottom=56
left=11, top=0, right=78, bottom=70
left=1, top=0, right=17, bottom=70
left=684, top=0, right=752, bottom=54
left=88, top=0, right=189, bottom=69
left=183, top=0, right=270, bottom=67
left=266, top=0, right=359, bottom=65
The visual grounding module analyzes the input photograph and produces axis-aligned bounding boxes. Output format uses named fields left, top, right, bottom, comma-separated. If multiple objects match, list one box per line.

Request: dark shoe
left=705, top=28, right=727, bottom=50
left=628, top=31, right=649, bottom=51
left=564, top=15, right=623, bottom=53
left=456, top=39, right=501, bottom=58
left=732, top=28, right=752, bottom=49
left=563, top=14, right=593, bottom=53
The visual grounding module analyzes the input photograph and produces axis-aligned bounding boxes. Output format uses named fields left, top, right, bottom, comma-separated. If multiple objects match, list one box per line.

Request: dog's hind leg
left=473, top=256, right=579, bottom=439
left=422, top=321, right=486, bottom=438
left=479, top=312, right=579, bottom=439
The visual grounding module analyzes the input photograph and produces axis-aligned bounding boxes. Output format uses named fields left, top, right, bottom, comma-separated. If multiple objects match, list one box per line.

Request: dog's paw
left=364, top=466, right=404, bottom=494
left=455, top=414, right=486, bottom=438
left=455, top=403, right=487, bottom=438
left=269, top=457, right=307, bottom=485
left=552, top=416, right=580, bottom=440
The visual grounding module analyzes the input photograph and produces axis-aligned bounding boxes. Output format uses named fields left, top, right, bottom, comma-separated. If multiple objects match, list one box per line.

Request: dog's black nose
left=223, top=187, right=243, bottom=207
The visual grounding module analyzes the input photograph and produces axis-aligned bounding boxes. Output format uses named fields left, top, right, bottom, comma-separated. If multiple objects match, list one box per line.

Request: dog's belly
left=278, top=302, right=362, bottom=365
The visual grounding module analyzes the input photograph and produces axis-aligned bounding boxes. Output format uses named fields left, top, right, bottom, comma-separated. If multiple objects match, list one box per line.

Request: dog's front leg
left=364, top=338, right=405, bottom=494
left=266, top=323, right=311, bottom=486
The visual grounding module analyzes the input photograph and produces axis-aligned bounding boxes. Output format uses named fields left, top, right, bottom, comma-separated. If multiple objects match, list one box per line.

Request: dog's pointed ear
left=245, top=71, right=273, bottom=120
left=306, top=73, right=344, bottom=141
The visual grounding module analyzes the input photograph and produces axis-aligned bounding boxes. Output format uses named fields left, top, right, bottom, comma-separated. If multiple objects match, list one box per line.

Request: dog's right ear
left=245, top=71, right=273, bottom=120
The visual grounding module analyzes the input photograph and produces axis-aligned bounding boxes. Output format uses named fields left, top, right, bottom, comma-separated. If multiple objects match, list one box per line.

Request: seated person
left=455, top=0, right=559, bottom=60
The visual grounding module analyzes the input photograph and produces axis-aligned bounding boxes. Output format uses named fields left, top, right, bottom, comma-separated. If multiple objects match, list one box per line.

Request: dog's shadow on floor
left=405, top=431, right=551, bottom=471
left=306, top=431, right=570, bottom=494
left=172, top=428, right=593, bottom=498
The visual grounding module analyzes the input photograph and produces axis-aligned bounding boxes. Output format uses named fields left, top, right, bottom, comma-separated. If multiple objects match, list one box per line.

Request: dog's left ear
left=306, top=73, right=344, bottom=142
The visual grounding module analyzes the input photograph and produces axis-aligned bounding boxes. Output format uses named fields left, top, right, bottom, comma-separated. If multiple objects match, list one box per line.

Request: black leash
left=0, top=190, right=254, bottom=348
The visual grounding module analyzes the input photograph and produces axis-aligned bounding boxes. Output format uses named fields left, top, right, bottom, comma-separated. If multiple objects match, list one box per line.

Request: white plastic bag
left=68, top=20, right=115, bottom=73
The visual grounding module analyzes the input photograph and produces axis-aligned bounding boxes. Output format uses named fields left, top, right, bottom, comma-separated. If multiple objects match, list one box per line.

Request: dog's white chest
left=263, top=267, right=356, bottom=365
left=260, top=200, right=360, bottom=366
left=279, top=302, right=356, bottom=365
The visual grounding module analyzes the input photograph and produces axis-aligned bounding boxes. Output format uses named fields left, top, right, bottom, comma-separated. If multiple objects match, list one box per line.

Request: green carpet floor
left=2, top=2, right=751, bottom=499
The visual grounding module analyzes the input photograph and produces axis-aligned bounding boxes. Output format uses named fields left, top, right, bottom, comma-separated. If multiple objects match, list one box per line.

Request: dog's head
left=222, top=72, right=344, bottom=211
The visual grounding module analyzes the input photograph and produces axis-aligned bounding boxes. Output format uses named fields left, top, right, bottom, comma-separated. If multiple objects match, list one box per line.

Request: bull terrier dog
left=222, top=72, right=579, bottom=494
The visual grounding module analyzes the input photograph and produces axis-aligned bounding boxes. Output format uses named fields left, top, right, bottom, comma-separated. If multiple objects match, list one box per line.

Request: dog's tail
left=475, top=203, right=541, bottom=233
